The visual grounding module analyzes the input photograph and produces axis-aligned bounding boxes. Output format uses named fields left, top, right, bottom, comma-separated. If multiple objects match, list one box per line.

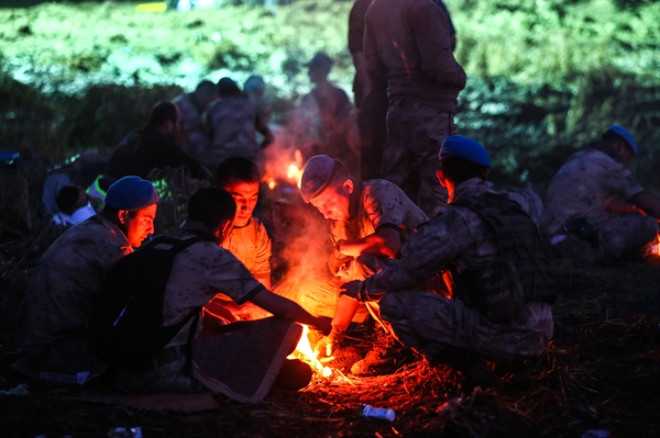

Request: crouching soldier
left=13, top=176, right=159, bottom=385
left=103, top=188, right=330, bottom=403
left=297, top=155, right=429, bottom=376
left=542, top=125, right=660, bottom=264
left=340, top=136, right=556, bottom=390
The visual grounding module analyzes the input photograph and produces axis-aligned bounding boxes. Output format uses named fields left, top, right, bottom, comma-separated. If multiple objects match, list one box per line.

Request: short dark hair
left=187, top=187, right=236, bottom=230
left=195, top=80, right=216, bottom=96
left=440, top=158, right=485, bottom=184
left=217, top=77, right=242, bottom=98
left=55, top=185, right=82, bottom=215
left=216, top=156, right=261, bottom=187
left=148, top=101, right=178, bottom=128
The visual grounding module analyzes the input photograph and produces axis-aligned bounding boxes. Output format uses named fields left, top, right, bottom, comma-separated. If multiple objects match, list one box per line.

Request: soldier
left=347, top=0, right=387, bottom=181
left=296, top=53, right=357, bottom=168
left=299, top=155, right=429, bottom=376
left=112, top=188, right=331, bottom=403
left=106, top=101, right=208, bottom=181
left=203, top=157, right=273, bottom=323
left=172, top=80, right=218, bottom=163
left=341, top=136, right=556, bottom=390
left=364, top=0, right=466, bottom=216
left=243, top=74, right=274, bottom=147
left=542, top=125, right=660, bottom=264
left=12, top=177, right=159, bottom=385
left=205, top=77, right=272, bottom=171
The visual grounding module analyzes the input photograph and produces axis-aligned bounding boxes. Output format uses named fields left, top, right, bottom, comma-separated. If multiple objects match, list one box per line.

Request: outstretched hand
left=311, top=315, right=332, bottom=336
left=313, top=328, right=345, bottom=359
left=339, top=280, right=365, bottom=301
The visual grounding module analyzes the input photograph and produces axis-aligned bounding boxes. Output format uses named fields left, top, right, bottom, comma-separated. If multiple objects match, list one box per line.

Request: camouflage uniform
left=364, top=0, right=466, bottom=216
left=173, top=92, right=211, bottom=164
left=116, top=226, right=301, bottom=404
left=292, top=179, right=429, bottom=318
left=297, top=84, right=356, bottom=169
left=12, top=216, right=133, bottom=385
left=542, top=149, right=658, bottom=260
left=361, top=179, right=555, bottom=362
left=205, top=97, right=260, bottom=171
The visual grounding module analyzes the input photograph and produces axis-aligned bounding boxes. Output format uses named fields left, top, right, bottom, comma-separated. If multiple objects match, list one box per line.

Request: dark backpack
left=89, top=235, right=205, bottom=369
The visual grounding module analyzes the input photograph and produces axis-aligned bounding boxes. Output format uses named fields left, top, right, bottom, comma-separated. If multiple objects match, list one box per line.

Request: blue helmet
left=605, top=125, right=637, bottom=155
left=439, top=135, right=491, bottom=168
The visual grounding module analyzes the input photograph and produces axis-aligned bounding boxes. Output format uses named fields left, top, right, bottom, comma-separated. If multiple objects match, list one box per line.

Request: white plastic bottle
left=358, top=404, right=396, bottom=422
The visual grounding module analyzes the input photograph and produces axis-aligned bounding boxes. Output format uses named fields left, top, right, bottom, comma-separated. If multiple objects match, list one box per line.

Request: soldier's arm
left=629, top=192, right=660, bottom=219
left=336, top=225, right=401, bottom=258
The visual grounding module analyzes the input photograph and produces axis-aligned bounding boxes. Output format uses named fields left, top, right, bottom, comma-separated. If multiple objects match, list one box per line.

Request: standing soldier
left=364, top=0, right=466, bottom=216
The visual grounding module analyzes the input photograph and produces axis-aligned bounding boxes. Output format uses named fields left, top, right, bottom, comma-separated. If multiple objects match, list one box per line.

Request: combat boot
left=350, top=335, right=415, bottom=376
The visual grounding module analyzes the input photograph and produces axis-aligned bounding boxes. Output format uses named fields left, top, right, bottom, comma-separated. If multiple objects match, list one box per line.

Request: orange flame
left=648, top=234, right=660, bottom=256
left=263, top=149, right=304, bottom=190
left=289, top=325, right=332, bottom=378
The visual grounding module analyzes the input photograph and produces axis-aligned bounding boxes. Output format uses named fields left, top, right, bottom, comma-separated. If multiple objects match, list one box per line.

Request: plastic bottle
left=357, top=404, right=396, bottom=422
left=107, top=427, right=143, bottom=438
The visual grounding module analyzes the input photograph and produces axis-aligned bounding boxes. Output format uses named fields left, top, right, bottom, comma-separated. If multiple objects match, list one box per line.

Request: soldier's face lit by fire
left=123, top=204, right=157, bottom=248
left=223, top=179, right=260, bottom=228
left=310, top=180, right=352, bottom=222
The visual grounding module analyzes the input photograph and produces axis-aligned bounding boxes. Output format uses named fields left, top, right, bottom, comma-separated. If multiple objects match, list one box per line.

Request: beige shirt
left=221, top=216, right=271, bottom=284
left=542, top=149, right=644, bottom=236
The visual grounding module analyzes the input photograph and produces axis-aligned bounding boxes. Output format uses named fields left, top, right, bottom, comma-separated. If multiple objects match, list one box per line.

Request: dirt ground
left=1, top=181, right=659, bottom=438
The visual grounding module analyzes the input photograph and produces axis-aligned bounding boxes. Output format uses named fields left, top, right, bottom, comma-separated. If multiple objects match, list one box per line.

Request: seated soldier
left=340, top=135, right=556, bottom=390
left=172, top=80, right=218, bottom=163
left=12, top=176, right=159, bottom=385
left=54, top=184, right=97, bottom=227
left=106, top=101, right=209, bottom=181
left=112, top=188, right=331, bottom=403
left=205, top=77, right=271, bottom=171
left=298, top=155, right=429, bottom=376
left=542, top=125, right=660, bottom=264
left=203, top=156, right=272, bottom=322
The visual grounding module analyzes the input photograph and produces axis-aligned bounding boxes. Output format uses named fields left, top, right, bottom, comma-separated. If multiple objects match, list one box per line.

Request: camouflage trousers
left=381, top=100, right=454, bottom=217
left=379, top=290, right=554, bottom=362
left=552, top=214, right=658, bottom=263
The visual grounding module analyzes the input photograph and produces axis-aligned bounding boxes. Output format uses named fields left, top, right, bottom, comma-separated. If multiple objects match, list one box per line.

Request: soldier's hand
left=314, top=328, right=345, bottom=358
left=340, top=280, right=365, bottom=301
left=311, top=316, right=332, bottom=336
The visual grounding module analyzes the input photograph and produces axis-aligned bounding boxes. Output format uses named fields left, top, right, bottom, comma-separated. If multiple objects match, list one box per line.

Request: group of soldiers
left=12, top=0, right=660, bottom=405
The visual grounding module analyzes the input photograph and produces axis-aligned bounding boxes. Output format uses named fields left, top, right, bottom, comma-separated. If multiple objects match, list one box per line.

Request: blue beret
left=439, top=135, right=491, bottom=168
left=605, top=125, right=637, bottom=155
left=105, top=176, right=159, bottom=210
left=300, top=155, right=336, bottom=203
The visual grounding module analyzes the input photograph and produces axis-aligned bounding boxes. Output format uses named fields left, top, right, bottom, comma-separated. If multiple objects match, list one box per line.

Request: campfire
left=289, top=325, right=333, bottom=379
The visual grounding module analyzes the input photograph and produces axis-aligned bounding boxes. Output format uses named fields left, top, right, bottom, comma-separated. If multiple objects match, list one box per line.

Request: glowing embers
left=289, top=325, right=333, bottom=379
